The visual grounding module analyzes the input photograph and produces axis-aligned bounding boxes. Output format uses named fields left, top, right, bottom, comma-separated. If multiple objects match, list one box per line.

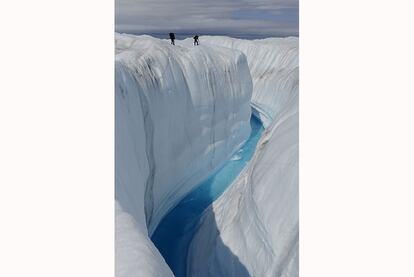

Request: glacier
left=115, top=33, right=298, bottom=277
left=115, top=33, right=253, bottom=277
left=185, top=36, right=299, bottom=277
left=198, top=36, right=298, bottom=127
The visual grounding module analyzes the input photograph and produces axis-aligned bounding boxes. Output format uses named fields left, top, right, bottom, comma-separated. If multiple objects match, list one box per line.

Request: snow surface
left=115, top=33, right=253, bottom=277
left=186, top=36, right=299, bottom=277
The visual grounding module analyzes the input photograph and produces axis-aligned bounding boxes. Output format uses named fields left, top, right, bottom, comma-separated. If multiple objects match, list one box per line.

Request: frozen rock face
left=187, top=37, right=299, bottom=277
left=115, top=34, right=253, bottom=277
left=200, top=36, right=298, bottom=127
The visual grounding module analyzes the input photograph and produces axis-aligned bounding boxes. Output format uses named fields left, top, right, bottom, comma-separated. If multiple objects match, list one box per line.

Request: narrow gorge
left=115, top=34, right=298, bottom=277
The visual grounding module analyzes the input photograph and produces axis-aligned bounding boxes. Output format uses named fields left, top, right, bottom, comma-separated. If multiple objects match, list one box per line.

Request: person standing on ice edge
left=193, top=35, right=199, bottom=46
left=169, top=33, right=175, bottom=45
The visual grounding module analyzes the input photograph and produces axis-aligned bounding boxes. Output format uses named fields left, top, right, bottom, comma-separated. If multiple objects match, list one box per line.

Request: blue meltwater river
left=151, top=115, right=264, bottom=277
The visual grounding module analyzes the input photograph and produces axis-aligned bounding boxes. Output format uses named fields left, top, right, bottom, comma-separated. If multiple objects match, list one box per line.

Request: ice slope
left=186, top=37, right=299, bottom=277
left=115, top=33, right=253, bottom=277
left=195, top=36, right=299, bottom=127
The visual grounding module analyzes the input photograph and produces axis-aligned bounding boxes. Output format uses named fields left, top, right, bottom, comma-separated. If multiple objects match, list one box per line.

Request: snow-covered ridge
left=115, top=33, right=253, bottom=277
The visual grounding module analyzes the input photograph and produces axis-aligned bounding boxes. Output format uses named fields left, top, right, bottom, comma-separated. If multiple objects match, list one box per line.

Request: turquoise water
left=151, top=115, right=264, bottom=277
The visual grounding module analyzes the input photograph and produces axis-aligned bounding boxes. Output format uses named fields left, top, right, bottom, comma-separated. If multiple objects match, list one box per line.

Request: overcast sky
left=115, top=0, right=298, bottom=38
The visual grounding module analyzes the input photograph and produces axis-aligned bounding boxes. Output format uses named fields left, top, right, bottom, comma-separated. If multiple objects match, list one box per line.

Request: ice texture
left=196, top=36, right=298, bottom=127
left=115, top=33, right=298, bottom=277
left=115, top=33, right=253, bottom=277
left=186, top=36, right=299, bottom=277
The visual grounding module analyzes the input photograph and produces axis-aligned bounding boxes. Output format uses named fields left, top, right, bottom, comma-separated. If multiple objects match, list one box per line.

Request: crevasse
left=115, top=34, right=298, bottom=277
left=115, top=33, right=253, bottom=277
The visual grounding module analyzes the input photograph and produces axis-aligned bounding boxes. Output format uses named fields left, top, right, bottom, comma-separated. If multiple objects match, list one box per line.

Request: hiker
left=193, top=35, right=199, bottom=46
left=169, top=33, right=175, bottom=45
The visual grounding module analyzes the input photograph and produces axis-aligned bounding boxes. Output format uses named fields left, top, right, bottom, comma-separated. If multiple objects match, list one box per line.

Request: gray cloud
left=115, top=0, right=298, bottom=38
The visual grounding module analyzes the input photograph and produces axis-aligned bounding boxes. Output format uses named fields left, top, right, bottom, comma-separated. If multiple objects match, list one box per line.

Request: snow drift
left=115, top=34, right=253, bottom=277
left=186, top=36, right=299, bottom=277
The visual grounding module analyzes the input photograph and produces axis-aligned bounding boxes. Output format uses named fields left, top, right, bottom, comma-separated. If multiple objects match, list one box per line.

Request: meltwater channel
left=151, top=115, right=264, bottom=277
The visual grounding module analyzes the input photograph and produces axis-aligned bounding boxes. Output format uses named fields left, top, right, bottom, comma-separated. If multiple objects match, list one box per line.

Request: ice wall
left=187, top=37, right=299, bottom=277
left=115, top=34, right=253, bottom=277
left=199, top=36, right=298, bottom=127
